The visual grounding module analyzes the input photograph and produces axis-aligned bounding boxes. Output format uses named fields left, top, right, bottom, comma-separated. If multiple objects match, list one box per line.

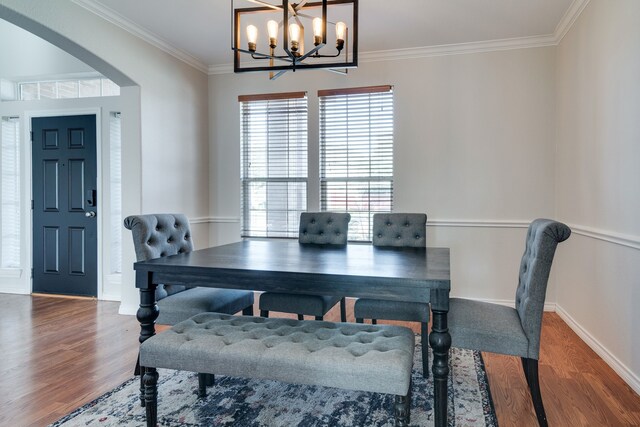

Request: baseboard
left=118, top=302, right=138, bottom=316
left=556, top=304, right=640, bottom=395
left=460, top=297, right=556, bottom=312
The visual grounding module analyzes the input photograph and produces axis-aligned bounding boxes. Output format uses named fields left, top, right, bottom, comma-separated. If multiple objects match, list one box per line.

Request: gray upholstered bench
left=140, top=313, right=415, bottom=426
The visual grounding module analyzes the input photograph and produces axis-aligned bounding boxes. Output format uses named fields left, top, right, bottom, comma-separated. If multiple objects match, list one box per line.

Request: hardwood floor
left=1, top=294, right=638, bottom=426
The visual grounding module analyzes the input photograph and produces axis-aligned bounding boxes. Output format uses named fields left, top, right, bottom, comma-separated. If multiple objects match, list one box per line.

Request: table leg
left=430, top=308, right=451, bottom=427
left=137, top=276, right=158, bottom=407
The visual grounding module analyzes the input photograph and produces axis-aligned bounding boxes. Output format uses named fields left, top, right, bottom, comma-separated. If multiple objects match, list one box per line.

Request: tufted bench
left=140, top=313, right=415, bottom=426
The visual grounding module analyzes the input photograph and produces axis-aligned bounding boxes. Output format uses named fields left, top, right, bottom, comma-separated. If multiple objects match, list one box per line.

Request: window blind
left=240, top=92, right=308, bottom=238
left=1, top=117, right=21, bottom=268
left=109, top=112, right=122, bottom=274
left=319, top=86, right=394, bottom=241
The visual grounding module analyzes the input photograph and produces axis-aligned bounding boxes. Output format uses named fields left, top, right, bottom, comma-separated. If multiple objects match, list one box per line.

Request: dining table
left=134, top=239, right=452, bottom=426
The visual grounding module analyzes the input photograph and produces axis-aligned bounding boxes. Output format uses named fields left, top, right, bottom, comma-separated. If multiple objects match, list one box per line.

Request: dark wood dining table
left=134, top=239, right=452, bottom=426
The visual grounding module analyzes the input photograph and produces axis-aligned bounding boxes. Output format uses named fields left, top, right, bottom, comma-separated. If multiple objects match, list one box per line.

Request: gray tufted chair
left=448, top=218, right=571, bottom=427
left=354, top=213, right=430, bottom=378
left=124, top=214, right=255, bottom=325
left=259, top=212, right=351, bottom=322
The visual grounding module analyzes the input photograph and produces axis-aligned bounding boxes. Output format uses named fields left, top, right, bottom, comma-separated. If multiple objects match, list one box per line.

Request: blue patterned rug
left=51, top=341, right=497, bottom=426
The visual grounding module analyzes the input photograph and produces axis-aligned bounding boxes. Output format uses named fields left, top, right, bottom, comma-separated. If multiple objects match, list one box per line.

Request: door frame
left=25, top=108, right=104, bottom=298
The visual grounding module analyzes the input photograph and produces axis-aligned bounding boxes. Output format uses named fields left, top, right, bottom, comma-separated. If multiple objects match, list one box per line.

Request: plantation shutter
left=240, top=92, right=308, bottom=238
left=319, top=86, right=394, bottom=241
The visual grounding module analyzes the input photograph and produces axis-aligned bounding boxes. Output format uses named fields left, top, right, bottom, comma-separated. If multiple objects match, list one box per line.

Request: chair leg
left=340, top=297, right=347, bottom=322
left=315, top=315, right=323, bottom=321
left=242, top=305, right=254, bottom=316
left=372, top=318, right=377, bottom=325
left=521, top=357, right=532, bottom=387
left=394, top=388, right=411, bottom=427
left=523, top=358, right=548, bottom=427
left=356, top=317, right=364, bottom=324
left=143, top=368, right=158, bottom=427
left=139, top=365, right=146, bottom=407
left=197, top=373, right=208, bottom=398
left=297, top=314, right=304, bottom=321
left=421, top=322, right=429, bottom=378
left=260, top=310, right=269, bottom=318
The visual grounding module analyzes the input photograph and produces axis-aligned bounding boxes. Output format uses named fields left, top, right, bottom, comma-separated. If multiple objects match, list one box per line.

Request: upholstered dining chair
left=448, top=218, right=571, bottom=427
left=354, top=213, right=430, bottom=378
left=125, top=213, right=256, bottom=400
left=124, top=214, right=255, bottom=324
left=259, top=212, right=351, bottom=322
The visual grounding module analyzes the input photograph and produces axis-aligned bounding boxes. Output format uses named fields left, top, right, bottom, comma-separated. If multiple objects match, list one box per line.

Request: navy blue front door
left=32, top=115, right=98, bottom=297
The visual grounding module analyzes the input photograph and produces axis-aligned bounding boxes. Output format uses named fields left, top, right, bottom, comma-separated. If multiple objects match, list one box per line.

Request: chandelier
left=232, top=0, right=358, bottom=79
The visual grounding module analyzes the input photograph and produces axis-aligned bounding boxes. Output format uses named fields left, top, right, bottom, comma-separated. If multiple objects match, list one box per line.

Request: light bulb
left=289, top=23, right=301, bottom=52
left=246, top=25, right=258, bottom=52
left=335, top=21, right=346, bottom=51
left=313, top=18, right=323, bottom=46
left=267, top=20, right=279, bottom=48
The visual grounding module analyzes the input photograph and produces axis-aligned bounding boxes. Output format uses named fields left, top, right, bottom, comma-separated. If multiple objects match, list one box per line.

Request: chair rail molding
left=567, top=223, right=640, bottom=250
left=190, top=217, right=240, bottom=224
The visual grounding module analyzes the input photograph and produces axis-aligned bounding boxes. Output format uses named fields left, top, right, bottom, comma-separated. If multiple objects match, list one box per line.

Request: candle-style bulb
left=313, top=17, right=323, bottom=46
left=246, top=25, right=258, bottom=52
left=289, top=23, right=301, bottom=52
left=335, top=21, right=346, bottom=51
left=267, top=20, right=278, bottom=48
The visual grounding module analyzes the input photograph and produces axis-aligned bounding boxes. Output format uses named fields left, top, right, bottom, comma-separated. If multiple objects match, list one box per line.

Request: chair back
left=298, top=212, right=350, bottom=245
left=372, top=213, right=427, bottom=247
left=124, top=213, right=194, bottom=300
left=515, top=218, right=571, bottom=358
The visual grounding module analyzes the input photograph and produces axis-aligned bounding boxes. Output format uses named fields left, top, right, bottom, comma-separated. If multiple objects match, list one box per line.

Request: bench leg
left=242, top=305, right=254, bottom=316
left=394, top=392, right=411, bottom=427
left=198, top=373, right=208, bottom=398
left=315, top=316, right=323, bottom=321
left=298, top=314, right=304, bottom=321
left=260, top=310, right=269, bottom=318
left=340, top=297, right=347, bottom=322
left=143, top=368, right=158, bottom=427
left=356, top=317, right=363, bottom=324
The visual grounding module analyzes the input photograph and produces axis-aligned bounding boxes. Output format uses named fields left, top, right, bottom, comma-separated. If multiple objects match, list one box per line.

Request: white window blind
left=19, top=78, right=120, bottom=100
left=240, top=92, right=308, bottom=238
left=1, top=117, right=21, bottom=268
left=319, top=86, right=394, bottom=241
left=109, top=112, right=122, bottom=274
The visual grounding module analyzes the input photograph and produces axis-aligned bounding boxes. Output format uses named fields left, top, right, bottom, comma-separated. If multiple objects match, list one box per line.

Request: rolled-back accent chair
left=125, top=214, right=256, bottom=401
left=259, top=212, right=351, bottom=322
left=448, top=218, right=571, bottom=427
left=354, top=213, right=430, bottom=378
left=124, top=214, right=255, bottom=324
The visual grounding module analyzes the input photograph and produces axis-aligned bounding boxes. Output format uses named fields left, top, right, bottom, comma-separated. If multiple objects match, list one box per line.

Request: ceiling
left=77, top=0, right=576, bottom=73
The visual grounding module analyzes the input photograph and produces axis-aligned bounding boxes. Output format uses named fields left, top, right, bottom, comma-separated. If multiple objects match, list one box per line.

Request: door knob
left=85, top=211, right=96, bottom=218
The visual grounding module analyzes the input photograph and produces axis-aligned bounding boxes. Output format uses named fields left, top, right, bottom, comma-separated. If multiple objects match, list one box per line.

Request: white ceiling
left=79, top=0, right=575, bottom=71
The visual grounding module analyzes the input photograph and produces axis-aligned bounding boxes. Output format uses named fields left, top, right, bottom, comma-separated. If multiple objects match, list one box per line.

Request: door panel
left=32, top=115, right=97, bottom=297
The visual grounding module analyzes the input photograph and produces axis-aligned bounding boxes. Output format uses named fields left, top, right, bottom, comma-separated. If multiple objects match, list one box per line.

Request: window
left=319, top=86, right=394, bottom=241
left=240, top=92, right=308, bottom=238
left=19, top=77, right=120, bottom=100
left=1, top=117, right=21, bottom=269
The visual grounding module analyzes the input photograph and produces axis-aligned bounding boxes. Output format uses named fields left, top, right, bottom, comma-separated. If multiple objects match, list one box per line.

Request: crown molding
left=73, top=0, right=590, bottom=76
left=71, top=0, right=209, bottom=74
left=360, top=34, right=558, bottom=63
left=553, top=0, right=591, bottom=44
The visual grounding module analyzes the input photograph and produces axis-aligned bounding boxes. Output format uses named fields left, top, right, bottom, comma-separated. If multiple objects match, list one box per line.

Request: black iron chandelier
left=232, top=0, right=358, bottom=79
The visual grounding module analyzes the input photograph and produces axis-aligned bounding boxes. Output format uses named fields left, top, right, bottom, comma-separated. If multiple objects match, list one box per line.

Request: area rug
left=51, top=340, right=497, bottom=426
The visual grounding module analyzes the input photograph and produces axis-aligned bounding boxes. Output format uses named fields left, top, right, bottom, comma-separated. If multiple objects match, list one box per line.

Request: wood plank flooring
left=1, top=294, right=638, bottom=426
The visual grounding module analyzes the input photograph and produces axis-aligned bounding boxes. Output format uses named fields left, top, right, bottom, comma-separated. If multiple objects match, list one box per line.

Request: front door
left=32, top=115, right=98, bottom=297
